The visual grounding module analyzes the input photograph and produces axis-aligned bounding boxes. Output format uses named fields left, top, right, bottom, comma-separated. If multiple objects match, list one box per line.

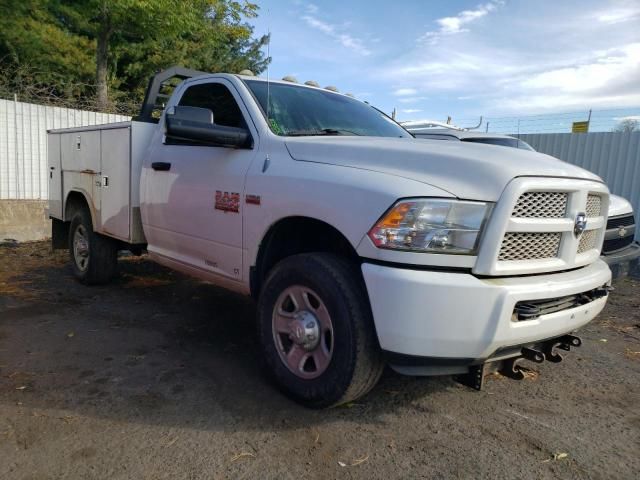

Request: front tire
left=257, top=253, right=384, bottom=408
left=68, top=208, right=118, bottom=285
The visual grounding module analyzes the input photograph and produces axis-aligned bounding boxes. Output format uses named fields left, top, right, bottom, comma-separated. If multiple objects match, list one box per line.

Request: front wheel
left=257, top=253, right=384, bottom=408
left=68, top=208, right=118, bottom=285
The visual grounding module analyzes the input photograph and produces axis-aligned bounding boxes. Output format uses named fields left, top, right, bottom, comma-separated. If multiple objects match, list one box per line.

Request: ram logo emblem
left=574, top=212, right=587, bottom=236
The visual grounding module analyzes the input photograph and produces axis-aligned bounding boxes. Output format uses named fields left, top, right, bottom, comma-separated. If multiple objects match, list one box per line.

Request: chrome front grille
left=476, top=178, right=609, bottom=276
left=499, top=232, right=561, bottom=261
left=495, top=187, right=606, bottom=266
left=586, top=194, right=602, bottom=217
left=512, top=192, right=567, bottom=218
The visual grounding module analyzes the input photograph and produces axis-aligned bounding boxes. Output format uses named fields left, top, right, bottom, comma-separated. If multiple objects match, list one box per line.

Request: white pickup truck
left=48, top=68, right=612, bottom=407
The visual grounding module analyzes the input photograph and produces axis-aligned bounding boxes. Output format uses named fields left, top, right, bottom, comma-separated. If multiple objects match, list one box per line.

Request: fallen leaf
left=624, top=348, right=640, bottom=359
left=554, top=452, right=568, bottom=460
left=351, top=454, right=369, bottom=466
left=599, top=338, right=607, bottom=342
left=15, top=386, right=27, bottom=390
left=67, top=332, right=75, bottom=338
left=338, top=455, right=369, bottom=467
left=230, top=452, right=255, bottom=463
left=166, top=437, right=179, bottom=447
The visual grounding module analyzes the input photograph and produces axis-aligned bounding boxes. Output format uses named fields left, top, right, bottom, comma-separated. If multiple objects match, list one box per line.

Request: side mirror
left=165, top=106, right=252, bottom=149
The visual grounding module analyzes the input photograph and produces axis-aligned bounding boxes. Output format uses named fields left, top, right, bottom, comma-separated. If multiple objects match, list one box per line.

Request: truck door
left=141, top=79, right=258, bottom=282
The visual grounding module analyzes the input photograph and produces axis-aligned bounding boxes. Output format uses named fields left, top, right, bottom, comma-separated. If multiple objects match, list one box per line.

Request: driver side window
left=178, top=82, right=246, bottom=128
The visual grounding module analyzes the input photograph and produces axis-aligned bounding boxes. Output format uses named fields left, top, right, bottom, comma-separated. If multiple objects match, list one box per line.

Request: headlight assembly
left=367, top=198, right=492, bottom=255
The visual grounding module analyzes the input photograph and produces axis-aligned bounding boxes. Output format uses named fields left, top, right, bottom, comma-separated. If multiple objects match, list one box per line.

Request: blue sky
left=249, top=0, right=640, bottom=130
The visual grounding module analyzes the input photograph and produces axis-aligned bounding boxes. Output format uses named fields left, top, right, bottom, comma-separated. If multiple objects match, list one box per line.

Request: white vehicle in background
left=404, top=123, right=640, bottom=274
left=47, top=69, right=612, bottom=407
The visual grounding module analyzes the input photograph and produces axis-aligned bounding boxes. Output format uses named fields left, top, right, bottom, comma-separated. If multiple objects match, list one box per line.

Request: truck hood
left=608, top=194, right=633, bottom=217
left=284, top=137, right=602, bottom=201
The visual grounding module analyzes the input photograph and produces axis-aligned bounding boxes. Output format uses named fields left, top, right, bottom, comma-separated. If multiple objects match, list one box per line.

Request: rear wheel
left=68, top=208, right=118, bottom=285
left=257, top=253, right=384, bottom=408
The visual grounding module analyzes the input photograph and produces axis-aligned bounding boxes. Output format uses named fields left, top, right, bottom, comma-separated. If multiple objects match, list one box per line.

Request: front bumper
left=362, top=259, right=611, bottom=364
left=602, top=241, right=640, bottom=265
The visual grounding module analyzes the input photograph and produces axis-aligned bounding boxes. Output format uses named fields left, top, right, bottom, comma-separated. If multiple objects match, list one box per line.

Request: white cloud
left=306, top=3, right=319, bottom=15
left=420, top=1, right=504, bottom=44
left=402, top=109, right=422, bottom=113
left=595, top=3, right=640, bottom=24
left=398, top=96, right=429, bottom=104
left=301, top=14, right=371, bottom=56
left=393, top=88, right=417, bottom=96
left=613, top=115, right=640, bottom=121
left=382, top=0, right=640, bottom=116
left=521, top=44, right=640, bottom=94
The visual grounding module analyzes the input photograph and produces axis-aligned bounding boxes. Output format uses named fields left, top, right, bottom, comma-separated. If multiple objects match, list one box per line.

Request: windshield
left=244, top=80, right=411, bottom=138
left=462, top=137, right=536, bottom=151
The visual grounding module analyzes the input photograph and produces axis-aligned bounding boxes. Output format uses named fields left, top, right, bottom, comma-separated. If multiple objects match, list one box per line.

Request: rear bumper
left=362, top=260, right=611, bottom=364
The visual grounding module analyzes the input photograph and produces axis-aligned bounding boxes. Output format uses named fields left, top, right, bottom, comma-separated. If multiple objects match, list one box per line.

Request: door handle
left=151, top=162, right=171, bottom=171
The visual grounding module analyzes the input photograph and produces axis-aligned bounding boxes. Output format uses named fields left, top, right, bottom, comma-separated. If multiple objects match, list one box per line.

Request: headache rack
left=136, top=66, right=210, bottom=123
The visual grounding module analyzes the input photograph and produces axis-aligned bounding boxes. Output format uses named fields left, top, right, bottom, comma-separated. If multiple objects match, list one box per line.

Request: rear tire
left=68, top=208, right=118, bottom=285
left=257, top=253, right=384, bottom=408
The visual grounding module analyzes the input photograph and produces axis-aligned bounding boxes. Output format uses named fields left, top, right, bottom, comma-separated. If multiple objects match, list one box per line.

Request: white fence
left=0, top=98, right=130, bottom=199
left=520, top=132, right=640, bottom=240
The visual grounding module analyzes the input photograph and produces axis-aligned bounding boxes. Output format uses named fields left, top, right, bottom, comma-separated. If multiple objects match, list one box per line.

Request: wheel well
left=51, top=191, right=92, bottom=250
left=252, top=217, right=361, bottom=298
left=65, top=191, right=91, bottom=222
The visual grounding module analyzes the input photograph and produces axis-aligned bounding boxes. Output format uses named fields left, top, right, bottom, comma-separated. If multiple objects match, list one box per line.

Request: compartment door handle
left=151, top=162, right=171, bottom=171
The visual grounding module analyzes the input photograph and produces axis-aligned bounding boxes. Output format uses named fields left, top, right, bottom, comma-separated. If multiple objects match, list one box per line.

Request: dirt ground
left=1, top=242, right=639, bottom=480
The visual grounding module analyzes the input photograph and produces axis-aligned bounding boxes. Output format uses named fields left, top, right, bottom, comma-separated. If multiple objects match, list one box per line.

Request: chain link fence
left=450, top=108, right=640, bottom=134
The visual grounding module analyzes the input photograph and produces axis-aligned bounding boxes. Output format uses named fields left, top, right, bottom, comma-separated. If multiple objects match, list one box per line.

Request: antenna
left=266, top=28, right=271, bottom=125
left=262, top=9, right=272, bottom=173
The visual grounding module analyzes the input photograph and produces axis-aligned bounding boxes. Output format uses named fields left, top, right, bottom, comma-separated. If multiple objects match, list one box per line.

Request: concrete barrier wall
left=0, top=200, right=49, bottom=242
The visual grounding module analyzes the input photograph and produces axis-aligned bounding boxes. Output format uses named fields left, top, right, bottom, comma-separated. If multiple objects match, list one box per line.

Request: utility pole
left=486, top=121, right=489, bottom=133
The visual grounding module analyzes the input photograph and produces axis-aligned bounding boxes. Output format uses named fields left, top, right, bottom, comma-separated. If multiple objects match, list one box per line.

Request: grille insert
left=512, top=192, right=567, bottom=218
left=513, top=286, right=610, bottom=321
left=586, top=194, right=602, bottom=217
left=607, top=214, right=634, bottom=229
left=603, top=236, right=634, bottom=254
left=498, top=232, right=561, bottom=261
left=578, top=230, right=598, bottom=253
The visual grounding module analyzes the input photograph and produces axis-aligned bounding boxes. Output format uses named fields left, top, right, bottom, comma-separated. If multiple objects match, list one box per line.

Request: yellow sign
left=572, top=121, right=589, bottom=133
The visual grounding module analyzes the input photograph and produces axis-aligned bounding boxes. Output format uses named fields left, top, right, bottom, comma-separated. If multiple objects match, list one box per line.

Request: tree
left=0, top=0, right=269, bottom=111
left=0, top=0, right=95, bottom=101
left=612, top=118, right=639, bottom=133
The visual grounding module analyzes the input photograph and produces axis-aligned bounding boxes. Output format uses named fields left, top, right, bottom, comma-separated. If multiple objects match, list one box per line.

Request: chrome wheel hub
left=289, top=311, right=320, bottom=351
left=272, top=285, right=334, bottom=379
left=73, top=225, right=89, bottom=272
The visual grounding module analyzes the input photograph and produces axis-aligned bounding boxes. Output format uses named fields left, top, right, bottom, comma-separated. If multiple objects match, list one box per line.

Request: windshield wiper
left=285, top=128, right=361, bottom=137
